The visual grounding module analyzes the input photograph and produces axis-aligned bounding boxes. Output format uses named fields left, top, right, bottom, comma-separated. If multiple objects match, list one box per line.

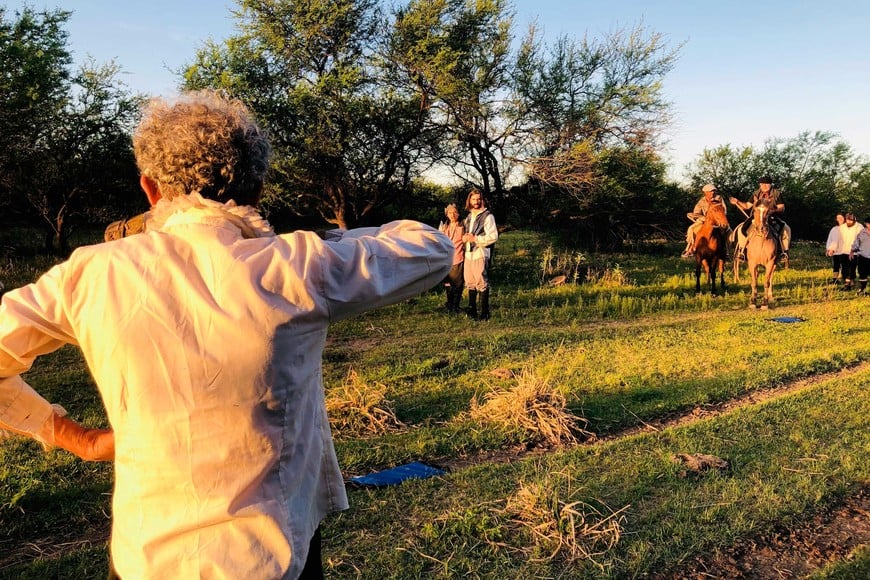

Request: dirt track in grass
left=432, top=361, right=870, bottom=579
left=658, top=487, right=868, bottom=579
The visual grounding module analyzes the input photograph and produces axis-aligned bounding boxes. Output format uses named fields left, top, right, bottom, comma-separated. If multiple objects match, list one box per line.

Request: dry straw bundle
left=325, top=368, right=404, bottom=437
left=469, top=368, right=594, bottom=446
left=502, top=480, right=628, bottom=567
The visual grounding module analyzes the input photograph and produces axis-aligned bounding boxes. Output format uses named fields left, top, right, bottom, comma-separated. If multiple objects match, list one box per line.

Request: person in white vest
left=461, top=188, right=498, bottom=320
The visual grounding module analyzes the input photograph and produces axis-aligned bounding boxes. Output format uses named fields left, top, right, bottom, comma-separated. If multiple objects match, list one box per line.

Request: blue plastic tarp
left=769, top=316, right=805, bottom=323
left=348, top=461, right=445, bottom=487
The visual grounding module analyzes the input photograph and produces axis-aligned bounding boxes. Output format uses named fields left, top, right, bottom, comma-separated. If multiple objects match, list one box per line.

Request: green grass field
left=1, top=231, right=867, bottom=578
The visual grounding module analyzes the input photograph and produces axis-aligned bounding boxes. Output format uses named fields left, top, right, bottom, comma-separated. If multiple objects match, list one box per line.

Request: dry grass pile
left=469, top=368, right=594, bottom=446
left=499, top=477, right=628, bottom=567
left=325, top=368, right=404, bottom=438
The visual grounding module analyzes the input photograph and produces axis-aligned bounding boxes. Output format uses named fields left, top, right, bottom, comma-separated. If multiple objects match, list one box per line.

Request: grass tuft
left=325, top=369, right=405, bottom=438
left=468, top=368, right=594, bottom=446
left=500, top=474, right=628, bottom=568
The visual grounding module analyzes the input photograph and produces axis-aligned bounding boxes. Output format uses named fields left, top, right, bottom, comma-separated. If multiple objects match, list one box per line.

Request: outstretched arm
left=315, top=220, right=454, bottom=321
left=729, top=197, right=752, bottom=211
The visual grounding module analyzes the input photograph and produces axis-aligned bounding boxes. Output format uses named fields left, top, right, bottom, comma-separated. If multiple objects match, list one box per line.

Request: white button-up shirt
left=0, top=199, right=452, bottom=579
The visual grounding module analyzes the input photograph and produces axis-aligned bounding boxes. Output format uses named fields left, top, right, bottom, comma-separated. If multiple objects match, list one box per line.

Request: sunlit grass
left=1, top=231, right=865, bottom=578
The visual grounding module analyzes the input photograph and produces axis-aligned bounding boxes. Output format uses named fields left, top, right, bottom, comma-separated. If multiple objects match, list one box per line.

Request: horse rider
left=728, top=175, right=791, bottom=262
left=682, top=183, right=727, bottom=258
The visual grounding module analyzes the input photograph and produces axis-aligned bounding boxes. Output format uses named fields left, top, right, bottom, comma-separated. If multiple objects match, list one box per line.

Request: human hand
left=728, top=196, right=737, bottom=205
left=53, top=413, right=115, bottom=461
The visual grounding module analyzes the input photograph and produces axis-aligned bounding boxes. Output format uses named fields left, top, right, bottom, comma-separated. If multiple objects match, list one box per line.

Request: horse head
left=706, top=202, right=729, bottom=229
left=752, top=197, right=772, bottom=236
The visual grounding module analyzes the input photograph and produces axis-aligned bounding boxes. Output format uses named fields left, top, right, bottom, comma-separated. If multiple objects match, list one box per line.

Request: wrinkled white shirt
left=0, top=198, right=452, bottom=579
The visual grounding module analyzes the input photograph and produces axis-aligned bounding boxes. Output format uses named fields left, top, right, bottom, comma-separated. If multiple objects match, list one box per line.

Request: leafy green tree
left=185, top=0, right=431, bottom=229
left=388, top=0, right=517, bottom=217
left=523, top=145, right=683, bottom=249
left=686, top=132, right=868, bottom=240
left=0, top=6, right=71, bottom=209
left=187, top=1, right=682, bottom=236
left=0, top=7, right=143, bottom=254
left=515, top=24, right=679, bottom=156
left=512, top=24, right=680, bottom=230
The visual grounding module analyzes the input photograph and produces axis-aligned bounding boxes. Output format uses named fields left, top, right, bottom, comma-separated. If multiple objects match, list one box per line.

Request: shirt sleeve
left=826, top=227, right=840, bottom=251
left=0, top=261, right=76, bottom=440
left=0, top=375, right=54, bottom=442
left=475, top=214, right=499, bottom=249
left=317, top=220, right=454, bottom=321
left=853, top=228, right=867, bottom=252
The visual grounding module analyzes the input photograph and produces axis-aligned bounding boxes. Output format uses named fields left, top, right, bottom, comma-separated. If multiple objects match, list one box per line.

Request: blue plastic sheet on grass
left=769, top=316, right=805, bottom=323
left=348, top=461, right=445, bottom=487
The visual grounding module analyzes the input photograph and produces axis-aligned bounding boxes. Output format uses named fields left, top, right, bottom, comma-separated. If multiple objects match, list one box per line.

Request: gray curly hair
left=132, top=90, right=271, bottom=206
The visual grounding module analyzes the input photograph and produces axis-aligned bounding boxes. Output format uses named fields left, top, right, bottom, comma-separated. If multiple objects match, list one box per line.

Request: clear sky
left=33, top=0, right=870, bottom=182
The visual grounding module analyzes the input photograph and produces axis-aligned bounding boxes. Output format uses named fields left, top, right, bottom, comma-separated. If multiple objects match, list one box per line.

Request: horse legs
left=762, top=262, right=776, bottom=309
left=749, top=264, right=759, bottom=308
left=718, top=260, right=726, bottom=295
left=709, top=262, right=716, bottom=294
left=695, top=262, right=702, bottom=293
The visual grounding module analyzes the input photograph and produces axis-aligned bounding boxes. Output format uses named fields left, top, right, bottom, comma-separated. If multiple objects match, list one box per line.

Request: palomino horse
left=693, top=202, right=729, bottom=294
left=741, top=197, right=778, bottom=309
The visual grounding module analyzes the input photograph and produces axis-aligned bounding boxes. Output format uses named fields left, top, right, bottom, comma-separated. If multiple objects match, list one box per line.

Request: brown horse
left=742, top=197, right=778, bottom=309
left=693, top=202, right=729, bottom=294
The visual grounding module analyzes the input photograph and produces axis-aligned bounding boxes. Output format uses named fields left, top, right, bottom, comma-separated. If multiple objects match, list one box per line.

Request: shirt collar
left=148, top=192, right=275, bottom=239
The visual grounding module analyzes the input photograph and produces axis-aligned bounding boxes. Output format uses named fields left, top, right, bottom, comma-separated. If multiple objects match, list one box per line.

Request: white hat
left=702, top=183, right=717, bottom=193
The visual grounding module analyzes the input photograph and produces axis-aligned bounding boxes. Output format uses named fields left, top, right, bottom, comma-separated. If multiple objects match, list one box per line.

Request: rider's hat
left=758, top=175, right=773, bottom=184
left=702, top=183, right=717, bottom=192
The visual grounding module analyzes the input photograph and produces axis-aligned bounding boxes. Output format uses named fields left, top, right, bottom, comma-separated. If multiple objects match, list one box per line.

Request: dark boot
left=479, top=289, right=490, bottom=320
left=446, top=286, right=461, bottom=313
left=466, top=290, right=478, bottom=319
left=451, top=286, right=464, bottom=312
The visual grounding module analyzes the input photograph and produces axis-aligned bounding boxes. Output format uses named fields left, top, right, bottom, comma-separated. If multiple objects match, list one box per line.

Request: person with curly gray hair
left=0, top=90, right=453, bottom=579
left=439, top=203, right=465, bottom=313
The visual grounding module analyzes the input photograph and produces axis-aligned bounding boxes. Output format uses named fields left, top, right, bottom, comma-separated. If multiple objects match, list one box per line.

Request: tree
left=511, top=24, right=680, bottom=235
left=29, top=62, right=143, bottom=253
left=185, top=0, right=432, bottom=229
left=515, top=24, right=679, bottom=155
left=0, top=7, right=143, bottom=254
left=686, top=131, right=869, bottom=240
left=387, top=0, right=517, bottom=219
left=0, top=6, right=71, bottom=209
left=523, top=145, right=683, bottom=248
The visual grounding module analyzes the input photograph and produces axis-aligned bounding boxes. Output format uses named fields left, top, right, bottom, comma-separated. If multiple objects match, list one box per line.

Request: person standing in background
left=825, top=213, right=846, bottom=284
left=850, top=216, right=870, bottom=296
left=837, top=213, right=864, bottom=290
left=851, top=216, right=870, bottom=295
left=439, top=203, right=465, bottom=313
left=462, top=188, right=498, bottom=320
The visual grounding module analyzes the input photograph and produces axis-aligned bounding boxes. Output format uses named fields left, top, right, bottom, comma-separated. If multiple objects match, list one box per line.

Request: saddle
left=731, top=217, right=783, bottom=257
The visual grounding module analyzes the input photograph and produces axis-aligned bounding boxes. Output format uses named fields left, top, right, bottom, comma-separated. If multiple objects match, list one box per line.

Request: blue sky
left=35, top=0, right=870, bottom=181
